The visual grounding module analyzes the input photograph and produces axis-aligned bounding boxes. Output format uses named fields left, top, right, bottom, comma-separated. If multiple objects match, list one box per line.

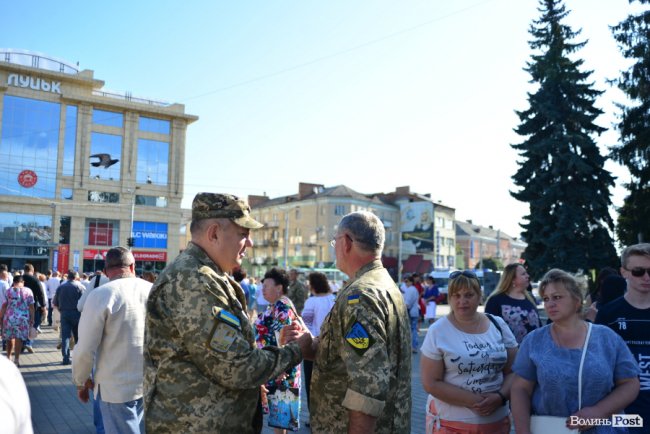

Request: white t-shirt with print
left=420, top=315, right=517, bottom=423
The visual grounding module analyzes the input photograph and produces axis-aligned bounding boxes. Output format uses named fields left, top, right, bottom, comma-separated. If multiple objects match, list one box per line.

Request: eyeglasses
left=330, top=234, right=356, bottom=247
left=625, top=267, right=650, bottom=278
left=449, top=270, right=478, bottom=280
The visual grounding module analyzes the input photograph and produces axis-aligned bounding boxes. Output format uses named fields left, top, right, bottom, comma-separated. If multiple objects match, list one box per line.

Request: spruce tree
left=511, top=0, right=618, bottom=279
left=611, top=1, right=650, bottom=245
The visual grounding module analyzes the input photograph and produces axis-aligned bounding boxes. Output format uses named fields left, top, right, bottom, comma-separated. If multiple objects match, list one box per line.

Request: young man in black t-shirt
left=596, top=243, right=650, bottom=433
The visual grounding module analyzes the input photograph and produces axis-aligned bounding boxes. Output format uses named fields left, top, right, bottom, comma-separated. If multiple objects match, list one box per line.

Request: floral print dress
left=255, top=295, right=302, bottom=429
left=2, top=287, right=34, bottom=340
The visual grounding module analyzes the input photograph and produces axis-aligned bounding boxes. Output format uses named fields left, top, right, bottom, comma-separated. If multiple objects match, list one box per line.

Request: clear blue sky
left=2, top=0, right=636, bottom=239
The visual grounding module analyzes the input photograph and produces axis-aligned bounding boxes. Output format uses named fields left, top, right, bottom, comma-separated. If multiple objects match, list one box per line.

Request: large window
left=0, top=212, right=52, bottom=245
left=137, top=139, right=168, bottom=185
left=136, top=195, right=167, bottom=207
left=132, top=221, right=168, bottom=249
left=89, top=132, right=122, bottom=181
left=62, top=105, right=78, bottom=176
left=92, top=109, right=123, bottom=128
left=85, top=218, right=120, bottom=246
left=0, top=96, right=60, bottom=198
left=139, top=116, right=170, bottom=134
left=88, top=191, right=119, bottom=203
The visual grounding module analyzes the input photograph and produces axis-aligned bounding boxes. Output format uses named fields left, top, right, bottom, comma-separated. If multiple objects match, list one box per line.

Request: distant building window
left=139, top=116, right=170, bottom=134
left=92, top=109, right=123, bottom=128
left=295, top=228, right=301, bottom=236
left=61, top=188, right=73, bottom=200
left=135, top=195, right=168, bottom=207
left=295, top=208, right=301, bottom=220
left=137, top=139, right=168, bottom=185
left=88, top=191, right=119, bottom=203
left=85, top=219, right=120, bottom=246
left=62, top=105, right=78, bottom=176
left=334, top=205, right=346, bottom=216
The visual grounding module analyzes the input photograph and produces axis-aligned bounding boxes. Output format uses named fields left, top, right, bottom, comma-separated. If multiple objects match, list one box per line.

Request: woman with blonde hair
left=511, top=269, right=639, bottom=433
left=485, top=264, right=541, bottom=343
left=421, top=270, right=518, bottom=433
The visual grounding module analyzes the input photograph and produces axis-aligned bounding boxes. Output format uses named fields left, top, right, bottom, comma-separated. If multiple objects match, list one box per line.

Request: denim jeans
left=410, top=316, right=419, bottom=350
left=47, top=299, right=53, bottom=326
left=98, top=388, right=144, bottom=434
left=60, top=310, right=80, bottom=362
left=93, top=392, right=105, bottom=434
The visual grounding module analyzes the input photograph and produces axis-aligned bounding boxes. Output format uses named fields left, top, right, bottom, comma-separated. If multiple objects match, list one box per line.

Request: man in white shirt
left=77, top=271, right=109, bottom=312
left=45, top=270, right=61, bottom=327
left=72, top=247, right=152, bottom=434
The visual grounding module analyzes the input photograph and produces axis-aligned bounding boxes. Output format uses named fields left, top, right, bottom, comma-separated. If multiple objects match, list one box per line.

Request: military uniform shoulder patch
left=212, top=306, right=241, bottom=330
left=208, top=322, right=238, bottom=353
left=345, top=321, right=375, bottom=356
left=347, top=294, right=360, bottom=305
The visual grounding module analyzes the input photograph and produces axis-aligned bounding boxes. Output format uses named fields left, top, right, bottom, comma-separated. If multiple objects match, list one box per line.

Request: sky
left=1, top=0, right=639, bottom=239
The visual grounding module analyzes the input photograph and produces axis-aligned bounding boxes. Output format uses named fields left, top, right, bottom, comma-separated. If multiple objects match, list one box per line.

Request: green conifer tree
left=511, top=0, right=618, bottom=279
left=611, top=1, right=650, bottom=245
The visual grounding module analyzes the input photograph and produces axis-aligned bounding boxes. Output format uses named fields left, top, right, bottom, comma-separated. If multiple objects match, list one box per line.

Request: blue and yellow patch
left=212, top=307, right=241, bottom=330
left=345, top=322, right=374, bottom=355
left=347, top=294, right=360, bottom=305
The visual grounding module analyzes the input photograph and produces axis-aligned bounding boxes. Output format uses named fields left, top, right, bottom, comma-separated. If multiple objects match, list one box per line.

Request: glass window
left=88, top=191, right=119, bottom=203
left=0, top=96, right=60, bottom=198
left=0, top=212, right=52, bottom=244
left=334, top=205, right=346, bottom=216
left=89, top=132, right=122, bottom=181
left=62, top=105, right=78, bottom=176
left=139, top=116, right=170, bottom=134
left=132, top=221, right=168, bottom=249
left=61, top=188, right=73, bottom=200
left=59, top=216, right=71, bottom=244
left=137, top=139, right=168, bottom=185
left=92, top=109, right=123, bottom=128
left=135, top=195, right=167, bottom=207
left=85, top=218, right=120, bottom=246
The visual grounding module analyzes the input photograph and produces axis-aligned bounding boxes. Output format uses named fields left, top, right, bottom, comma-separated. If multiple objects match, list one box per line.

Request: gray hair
left=621, top=243, right=650, bottom=268
left=338, top=211, right=385, bottom=254
left=105, top=246, right=135, bottom=269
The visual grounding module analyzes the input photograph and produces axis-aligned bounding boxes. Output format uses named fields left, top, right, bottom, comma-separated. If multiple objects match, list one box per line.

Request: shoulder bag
left=529, top=322, right=592, bottom=434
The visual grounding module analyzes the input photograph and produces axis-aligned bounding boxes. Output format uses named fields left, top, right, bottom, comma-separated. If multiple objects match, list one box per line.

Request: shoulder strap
left=578, top=322, right=592, bottom=409
left=94, top=275, right=101, bottom=288
left=485, top=313, right=503, bottom=337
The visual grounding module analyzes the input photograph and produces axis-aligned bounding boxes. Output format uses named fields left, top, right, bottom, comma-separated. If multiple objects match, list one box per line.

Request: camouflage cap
left=192, top=193, right=263, bottom=229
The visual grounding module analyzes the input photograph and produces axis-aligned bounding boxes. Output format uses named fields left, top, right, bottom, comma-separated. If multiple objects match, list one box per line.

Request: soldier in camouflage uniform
left=287, top=269, right=308, bottom=313
left=306, top=211, right=412, bottom=433
left=144, top=193, right=311, bottom=433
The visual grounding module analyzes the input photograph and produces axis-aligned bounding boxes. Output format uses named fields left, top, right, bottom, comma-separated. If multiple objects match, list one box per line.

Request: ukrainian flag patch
left=345, top=322, right=374, bottom=355
left=347, top=294, right=360, bottom=305
left=215, top=308, right=241, bottom=330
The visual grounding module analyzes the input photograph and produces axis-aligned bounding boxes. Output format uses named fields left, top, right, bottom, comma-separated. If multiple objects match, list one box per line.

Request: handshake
left=280, top=321, right=318, bottom=360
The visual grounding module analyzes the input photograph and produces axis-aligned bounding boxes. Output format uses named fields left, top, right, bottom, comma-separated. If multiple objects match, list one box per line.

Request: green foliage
left=511, top=0, right=618, bottom=280
left=611, top=1, right=650, bottom=245
left=480, top=257, right=504, bottom=271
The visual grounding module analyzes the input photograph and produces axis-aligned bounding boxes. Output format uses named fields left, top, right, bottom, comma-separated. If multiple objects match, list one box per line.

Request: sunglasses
left=626, top=267, right=650, bottom=278
left=449, top=270, right=478, bottom=280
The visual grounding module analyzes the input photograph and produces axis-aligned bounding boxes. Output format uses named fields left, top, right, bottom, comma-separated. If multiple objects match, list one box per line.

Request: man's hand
left=280, top=323, right=305, bottom=345
left=77, top=378, right=95, bottom=403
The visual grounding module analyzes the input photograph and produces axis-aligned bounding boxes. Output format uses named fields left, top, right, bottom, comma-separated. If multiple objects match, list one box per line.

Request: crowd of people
left=0, top=191, right=648, bottom=434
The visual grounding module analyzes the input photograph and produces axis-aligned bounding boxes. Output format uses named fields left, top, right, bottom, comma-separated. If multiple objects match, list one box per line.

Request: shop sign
left=133, top=251, right=167, bottom=262
left=17, top=170, right=38, bottom=188
left=7, top=74, right=61, bottom=94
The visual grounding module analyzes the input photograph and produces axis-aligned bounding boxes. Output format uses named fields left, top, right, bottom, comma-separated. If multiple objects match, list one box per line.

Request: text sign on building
left=132, top=221, right=168, bottom=249
left=133, top=251, right=167, bottom=262
left=7, top=74, right=62, bottom=94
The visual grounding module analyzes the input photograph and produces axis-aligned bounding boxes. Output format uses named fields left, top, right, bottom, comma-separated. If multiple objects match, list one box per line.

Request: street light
left=127, top=187, right=139, bottom=250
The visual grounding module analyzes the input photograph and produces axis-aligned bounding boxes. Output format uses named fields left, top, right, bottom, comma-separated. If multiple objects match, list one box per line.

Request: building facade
left=0, top=50, right=197, bottom=274
left=246, top=183, right=456, bottom=280
left=455, top=220, right=526, bottom=269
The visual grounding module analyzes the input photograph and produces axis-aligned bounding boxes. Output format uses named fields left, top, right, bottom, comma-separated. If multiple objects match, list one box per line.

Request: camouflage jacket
left=287, top=280, right=308, bottom=313
left=144, top=242, right=302, bottom=433
left=310, top=260, right=412, bottom=433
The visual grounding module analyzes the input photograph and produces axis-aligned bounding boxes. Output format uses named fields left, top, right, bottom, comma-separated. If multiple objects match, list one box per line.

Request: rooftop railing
left=1, top=50, right=79, bottom=74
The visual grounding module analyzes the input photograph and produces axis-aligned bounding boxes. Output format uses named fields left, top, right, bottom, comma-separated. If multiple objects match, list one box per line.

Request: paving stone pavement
left=18, top=312, right=453, bottom=434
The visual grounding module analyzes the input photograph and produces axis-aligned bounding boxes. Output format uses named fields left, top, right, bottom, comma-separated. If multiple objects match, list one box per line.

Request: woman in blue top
left=511, top=269, right=640, bottom=434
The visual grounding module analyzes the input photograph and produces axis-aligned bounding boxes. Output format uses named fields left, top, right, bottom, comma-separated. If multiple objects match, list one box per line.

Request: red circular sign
left=18, top=170, right=38, bottom=188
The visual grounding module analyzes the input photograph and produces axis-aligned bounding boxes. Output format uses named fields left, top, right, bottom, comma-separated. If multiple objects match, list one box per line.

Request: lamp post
left=127, top=187, right=139, bottom=250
